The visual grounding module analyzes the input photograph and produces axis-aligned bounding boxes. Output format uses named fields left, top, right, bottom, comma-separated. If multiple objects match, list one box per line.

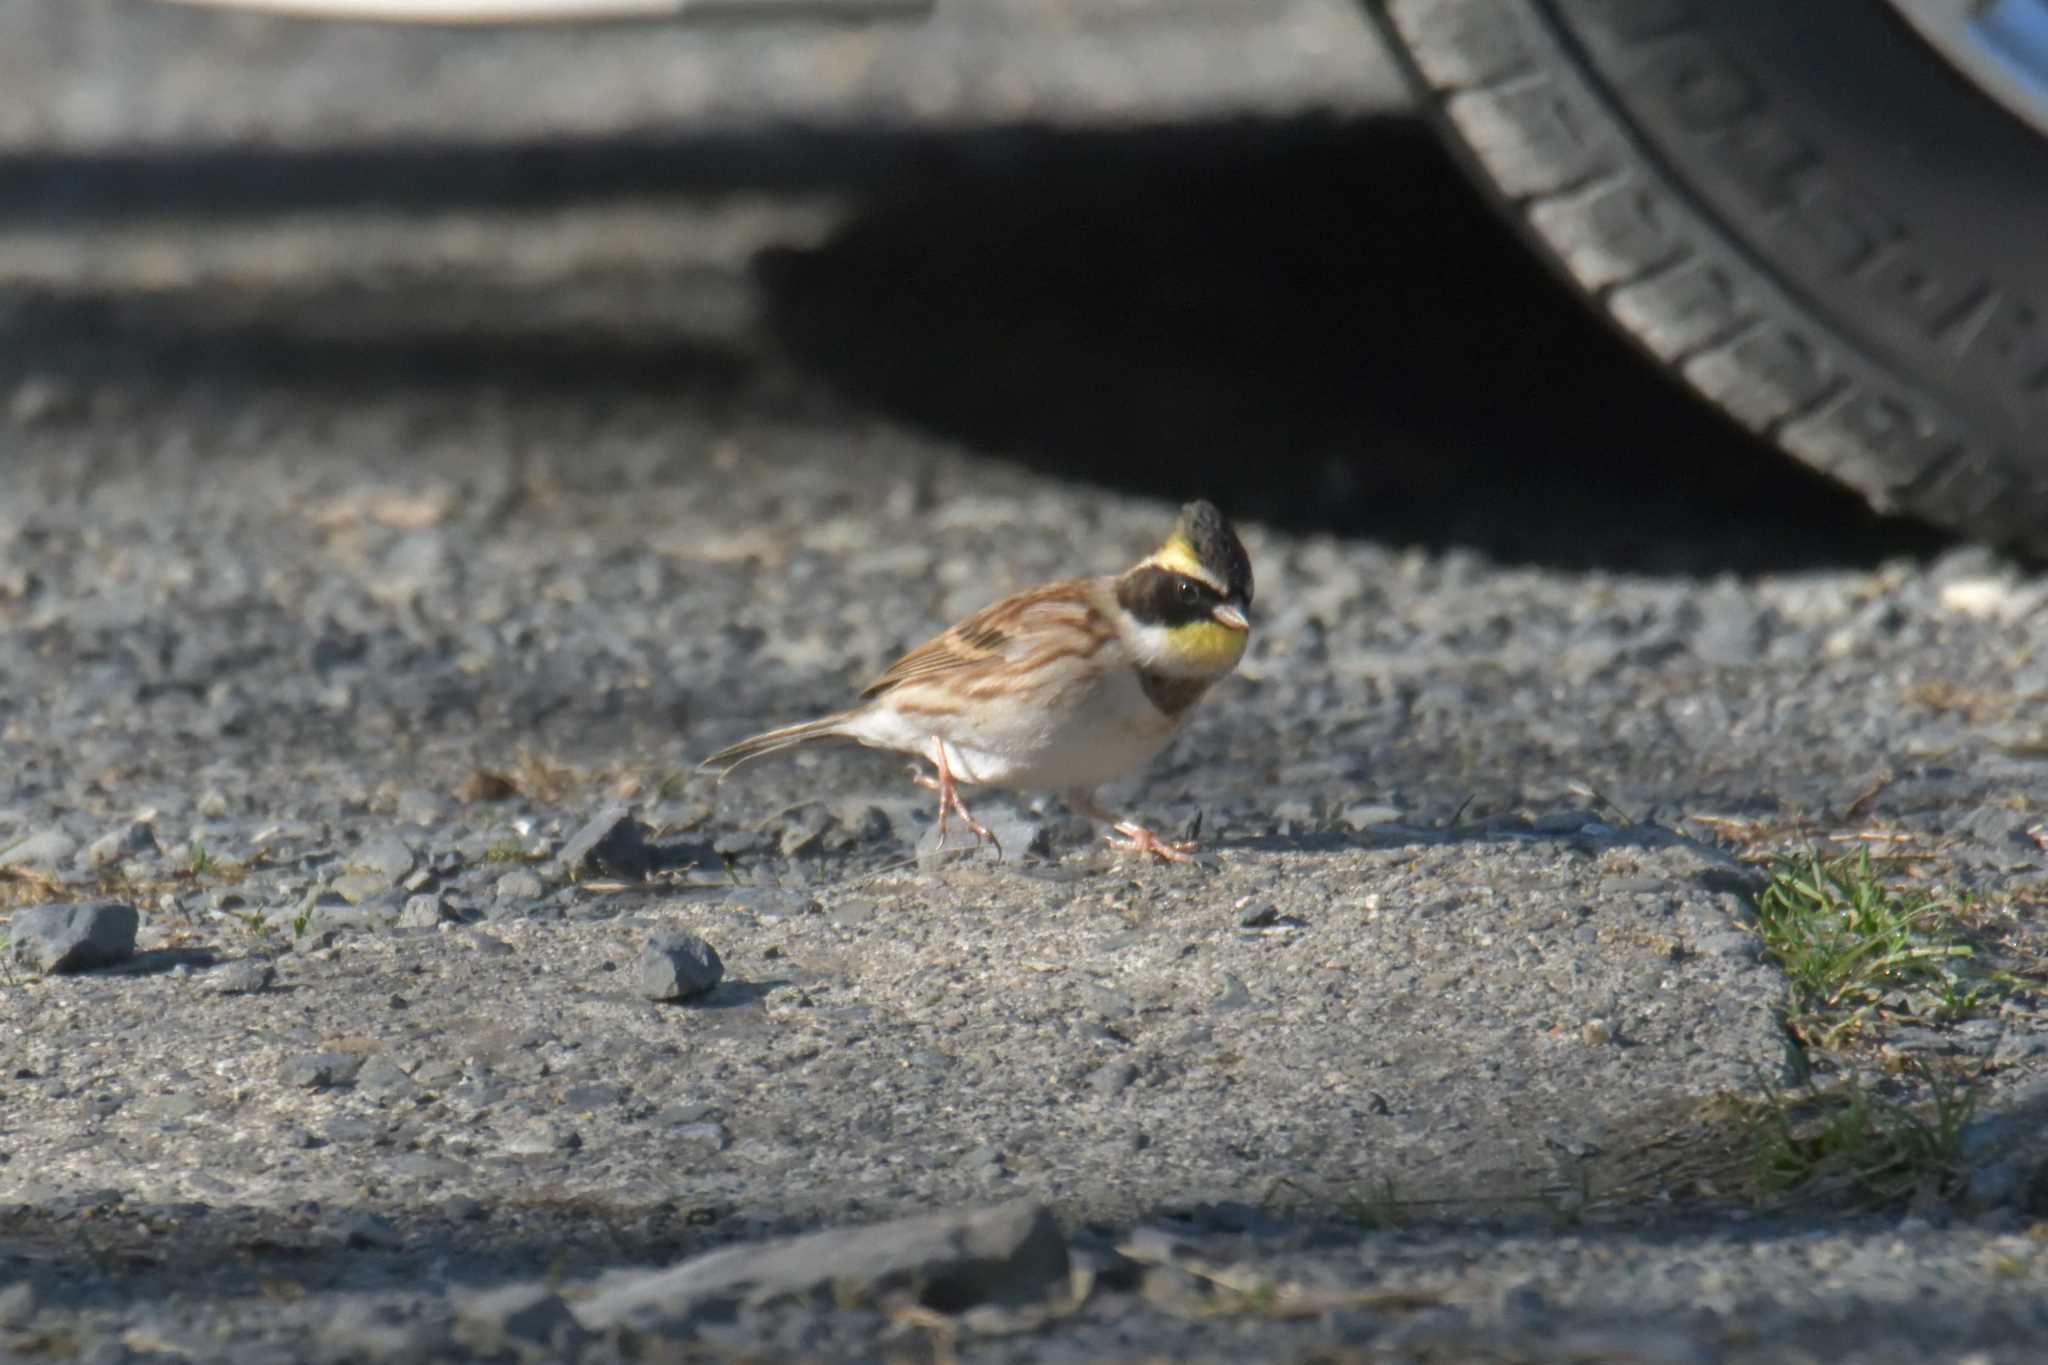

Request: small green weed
left=1744, top=1061, right=1977, bottom=1211
left=1754, top=848, right=1975, bottom=1044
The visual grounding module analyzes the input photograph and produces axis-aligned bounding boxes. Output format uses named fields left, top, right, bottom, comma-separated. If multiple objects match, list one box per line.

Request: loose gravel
left=2, top=4, right=2047, bottom=1362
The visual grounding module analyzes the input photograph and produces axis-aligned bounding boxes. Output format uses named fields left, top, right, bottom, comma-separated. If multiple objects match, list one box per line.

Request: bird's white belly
left=849, top=667, right=1184, bottom=793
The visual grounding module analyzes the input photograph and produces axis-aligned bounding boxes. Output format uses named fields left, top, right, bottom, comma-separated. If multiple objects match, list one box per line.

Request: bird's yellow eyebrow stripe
left=1148, top=535, right=1226, bottom=592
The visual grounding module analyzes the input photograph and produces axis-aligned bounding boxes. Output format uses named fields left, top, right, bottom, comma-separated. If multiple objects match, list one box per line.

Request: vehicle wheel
left=1365, top=0, right=2048, bottom=550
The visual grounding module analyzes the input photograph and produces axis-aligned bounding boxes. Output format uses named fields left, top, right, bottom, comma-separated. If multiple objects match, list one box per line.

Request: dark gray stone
left=8, top=902, right=139, bottom=974
left=633, top=932, right=723, bottom=1002
left=576, top=1200, right=1069, bottom=1331
left=559, top=803, right=651, bottom=881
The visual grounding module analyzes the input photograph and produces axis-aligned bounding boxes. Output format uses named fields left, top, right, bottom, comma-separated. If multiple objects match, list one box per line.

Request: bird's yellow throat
left=1165, top=618, right=1248, bottom=674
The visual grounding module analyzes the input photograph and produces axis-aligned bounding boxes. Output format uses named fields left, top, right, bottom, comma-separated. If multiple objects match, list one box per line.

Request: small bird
left=698, top=500, right=1254, bottom=862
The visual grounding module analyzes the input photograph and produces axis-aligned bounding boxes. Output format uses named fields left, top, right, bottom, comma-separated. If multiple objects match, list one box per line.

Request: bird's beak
left=1211, top=603, right=1249, bottom=631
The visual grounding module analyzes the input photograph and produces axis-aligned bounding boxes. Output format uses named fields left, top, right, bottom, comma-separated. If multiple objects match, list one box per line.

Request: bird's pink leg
left=1066, top=789, right=1198, bottom=863
left=910, top=739, right=1001, bottom=858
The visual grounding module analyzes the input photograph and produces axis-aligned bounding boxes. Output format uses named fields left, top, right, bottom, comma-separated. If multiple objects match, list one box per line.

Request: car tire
left=1365, top=0, right=2048, bottom=550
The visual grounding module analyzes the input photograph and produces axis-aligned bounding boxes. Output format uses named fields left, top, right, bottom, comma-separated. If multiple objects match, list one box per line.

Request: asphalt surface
left=2, top=3, right=2046, bottom=1363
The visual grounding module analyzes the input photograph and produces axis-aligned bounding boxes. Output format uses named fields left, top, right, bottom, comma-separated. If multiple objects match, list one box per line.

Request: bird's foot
left=1106, top=821, right=1197, bottom=863
left=916, top=745, right=1002, bottom=860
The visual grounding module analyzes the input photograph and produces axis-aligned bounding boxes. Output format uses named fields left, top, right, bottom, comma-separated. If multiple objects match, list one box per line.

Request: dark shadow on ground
left=753, top=116, right=1950, bottom=572
left=0, top=117, right=1951, bottom=573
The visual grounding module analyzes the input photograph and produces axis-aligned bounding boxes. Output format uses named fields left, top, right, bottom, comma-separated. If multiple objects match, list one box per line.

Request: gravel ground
left=4, top=3, right=2048, bottom=1363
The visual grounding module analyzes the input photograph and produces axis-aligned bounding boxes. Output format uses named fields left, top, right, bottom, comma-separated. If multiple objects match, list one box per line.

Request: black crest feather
left=1174, top=500, right=1253, bottom=606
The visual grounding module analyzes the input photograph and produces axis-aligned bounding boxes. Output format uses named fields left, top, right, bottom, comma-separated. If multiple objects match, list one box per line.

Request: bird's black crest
left=1174, top=500, right=1254, bottom=606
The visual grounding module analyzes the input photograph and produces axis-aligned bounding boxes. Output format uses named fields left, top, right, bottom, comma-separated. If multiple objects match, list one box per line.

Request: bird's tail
left=697, top=713, right=858, bottom=778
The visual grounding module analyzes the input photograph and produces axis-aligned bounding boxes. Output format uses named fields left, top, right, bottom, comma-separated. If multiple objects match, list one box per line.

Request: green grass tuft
left=1754, top=848, right=1976, bottom=1045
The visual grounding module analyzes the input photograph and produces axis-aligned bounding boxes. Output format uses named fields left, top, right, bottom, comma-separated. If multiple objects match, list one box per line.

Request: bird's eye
left=1175, top=577, right=1201, bottom=605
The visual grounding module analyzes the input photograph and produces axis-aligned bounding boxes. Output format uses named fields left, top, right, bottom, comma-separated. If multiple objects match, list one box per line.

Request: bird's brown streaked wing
left=857, top=580, right=1111, bottom=701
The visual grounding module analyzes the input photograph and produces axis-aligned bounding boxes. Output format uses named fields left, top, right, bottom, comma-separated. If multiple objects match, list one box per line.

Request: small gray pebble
left=633, top=931, right=724, bottom=1002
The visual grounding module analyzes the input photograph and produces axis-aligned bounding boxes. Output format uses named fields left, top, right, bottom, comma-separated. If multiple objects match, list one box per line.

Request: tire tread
left=1375, top=0, right=2041, bottom=547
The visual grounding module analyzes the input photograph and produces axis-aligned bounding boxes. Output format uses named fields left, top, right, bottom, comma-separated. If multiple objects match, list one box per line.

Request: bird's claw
left=1106, top=822, right=1198, bottom=863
